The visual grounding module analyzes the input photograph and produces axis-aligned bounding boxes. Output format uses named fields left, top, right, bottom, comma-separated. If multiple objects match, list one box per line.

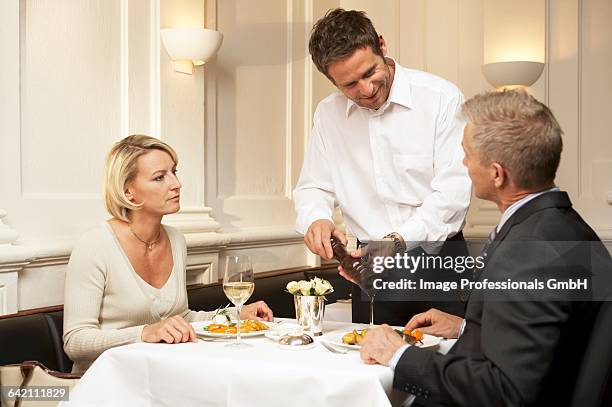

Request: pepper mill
left=330, top=237, right=373, bottom=294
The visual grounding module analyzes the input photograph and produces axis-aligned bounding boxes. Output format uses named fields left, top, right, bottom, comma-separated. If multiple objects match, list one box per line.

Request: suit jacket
left=393, top=191, right=612, bottom=406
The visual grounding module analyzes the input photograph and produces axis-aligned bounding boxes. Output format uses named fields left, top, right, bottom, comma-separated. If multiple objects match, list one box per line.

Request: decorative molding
left=223, top=227, right=302, bottom=249
left=186, top=263, right=213, bottom=286
left=120, top=0, right=129, bottom=138
left=0, top=271, right=18, bottom=315
left=226, top=236, right=303, bottom=251
left=0, top=209, right=19, bottom=245
left=150, top=0, right=161, bottom=138
left=163, top=206, right=221, bottom=233
left=204, top=0, right=219, bottom=208
left=21, top=192, right=100, bottom=201
left=27, top=256, right=71, bottom=268
left=0, top=285, right=7, bottom=315
left=0, top=260, right=29, bottom=274
left=303, top=0, right=313, bottom=155
left=284, top=0, right=293, bottom=199
left=0, top=246, right=31, bottom=267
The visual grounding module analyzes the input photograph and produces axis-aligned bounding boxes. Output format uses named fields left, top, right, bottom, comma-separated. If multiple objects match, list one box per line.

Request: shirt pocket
left=392, top=154, right=434, bottom=205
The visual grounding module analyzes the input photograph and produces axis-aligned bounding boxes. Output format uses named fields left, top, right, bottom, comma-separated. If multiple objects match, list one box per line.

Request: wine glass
left=222, top=254, right=255, bottom=348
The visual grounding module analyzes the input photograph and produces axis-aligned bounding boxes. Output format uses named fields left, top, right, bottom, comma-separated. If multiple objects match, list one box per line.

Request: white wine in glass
left=222, top=254, right=254, bottom=348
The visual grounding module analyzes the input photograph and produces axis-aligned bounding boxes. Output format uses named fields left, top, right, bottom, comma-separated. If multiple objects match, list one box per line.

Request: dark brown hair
left=309, top=8, right=383, bottom=81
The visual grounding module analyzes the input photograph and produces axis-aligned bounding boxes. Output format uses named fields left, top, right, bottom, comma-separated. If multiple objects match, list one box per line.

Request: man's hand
left=404, top=308, right=463, bottom=339
left=338, top=246, right=361, bottom=284
left=304, top=219, right=346, bottom=259
left=241, top=301, right=274, bottom=322
left=360, top=324, right=405, bottom=366
left=338, top=239, right=397, bottom=289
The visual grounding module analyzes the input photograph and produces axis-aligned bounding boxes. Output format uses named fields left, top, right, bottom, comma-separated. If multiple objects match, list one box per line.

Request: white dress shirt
left=293, top=61, right=471, bottom=242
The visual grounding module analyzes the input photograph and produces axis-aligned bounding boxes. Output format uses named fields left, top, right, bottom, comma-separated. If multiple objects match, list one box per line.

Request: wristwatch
left=383, top=232, right=407, bottom=253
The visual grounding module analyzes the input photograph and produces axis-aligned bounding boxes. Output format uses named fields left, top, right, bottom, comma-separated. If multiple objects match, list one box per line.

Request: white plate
left=191, top=320, right=273, bottom=338
left=323, top=328, right=441, bottom=351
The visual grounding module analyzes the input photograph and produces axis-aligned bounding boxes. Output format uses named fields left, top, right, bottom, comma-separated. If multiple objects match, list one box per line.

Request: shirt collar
left=497, top=186, right=561, bottom=232
left=345, top=58, right=413, bottom=117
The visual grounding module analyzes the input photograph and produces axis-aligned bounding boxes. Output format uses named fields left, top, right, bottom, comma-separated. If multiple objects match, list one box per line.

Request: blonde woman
left=63, top=135, right=273, bottom=373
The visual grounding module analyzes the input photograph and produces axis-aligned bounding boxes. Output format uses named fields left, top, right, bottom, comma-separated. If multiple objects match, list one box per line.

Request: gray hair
left=461, top=89, right=563, bottom=189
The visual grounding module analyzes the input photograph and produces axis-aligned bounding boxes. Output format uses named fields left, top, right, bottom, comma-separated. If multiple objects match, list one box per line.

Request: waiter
left=293, top=8, right=472, bottom=325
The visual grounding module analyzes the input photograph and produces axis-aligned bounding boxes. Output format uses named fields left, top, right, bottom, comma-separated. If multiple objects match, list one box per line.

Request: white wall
left=1, top=0, right=610, bottom=314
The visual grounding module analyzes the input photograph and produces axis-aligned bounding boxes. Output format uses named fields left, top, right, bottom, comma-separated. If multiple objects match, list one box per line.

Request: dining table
left=60, top=305, right=456, bottom=407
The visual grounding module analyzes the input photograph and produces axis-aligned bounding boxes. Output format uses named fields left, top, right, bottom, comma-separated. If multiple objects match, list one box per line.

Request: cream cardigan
left=63, top=223, right=218, bottom=373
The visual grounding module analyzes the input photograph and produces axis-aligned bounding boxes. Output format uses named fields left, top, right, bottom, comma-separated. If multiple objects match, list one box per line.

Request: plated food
left=203, top=320, right=269, bottom=334
left=324, top=327, right=440, bottom=350
left=191, top=320, right=271, bottom=338
left=341, top=328, right=423, bottom=345
left=342, top=329, right=368, bottom=345
left=398, top=329, right=424, bottom=345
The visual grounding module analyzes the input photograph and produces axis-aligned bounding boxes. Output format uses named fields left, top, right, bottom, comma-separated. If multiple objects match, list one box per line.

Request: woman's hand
left=240, top=301, right=274, bottom=322
left=141, top=315, right=197, bottom=343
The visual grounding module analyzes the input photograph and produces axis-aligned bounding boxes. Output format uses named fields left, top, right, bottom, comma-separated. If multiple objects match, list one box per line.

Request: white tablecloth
left=323, top=300, right=353, bottom=323
left=62, top=319, right=456, bottom=407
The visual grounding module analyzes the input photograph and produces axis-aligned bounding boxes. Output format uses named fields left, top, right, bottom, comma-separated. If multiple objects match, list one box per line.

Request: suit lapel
left=474, top=191, right=572, bottom=282
left=494, top=191, right=572, bottom=243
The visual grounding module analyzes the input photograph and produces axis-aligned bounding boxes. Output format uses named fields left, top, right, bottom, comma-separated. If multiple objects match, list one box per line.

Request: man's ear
left=378, top=35, right=387, bottom=56
left=491, top=162, right=507, bottom=189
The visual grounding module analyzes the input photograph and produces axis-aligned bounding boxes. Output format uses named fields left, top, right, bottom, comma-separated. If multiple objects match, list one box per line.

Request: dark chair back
left=42, top=311, right=73, bottom=373
left=0, top=313, right=60, bottom=371
left=570, top=300, right=612, bottom=407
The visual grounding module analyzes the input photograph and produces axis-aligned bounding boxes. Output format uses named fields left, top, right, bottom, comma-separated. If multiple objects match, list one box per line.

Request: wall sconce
left=482, top=61, right=545, bottom=89
left=161, top=28, right=223, bottom=75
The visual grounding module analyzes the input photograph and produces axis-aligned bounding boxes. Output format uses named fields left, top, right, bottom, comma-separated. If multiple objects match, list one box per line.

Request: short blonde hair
left=461, top=89, right=563, bottom=189
left=103, top=135, right=178, bottom=222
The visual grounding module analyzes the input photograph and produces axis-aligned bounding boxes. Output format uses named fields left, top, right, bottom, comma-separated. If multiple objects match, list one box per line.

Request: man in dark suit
left=360, top=89, right=612, bottom=406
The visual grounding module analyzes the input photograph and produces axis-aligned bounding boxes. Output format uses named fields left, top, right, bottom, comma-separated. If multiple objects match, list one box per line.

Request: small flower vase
left=294, top=295, right=325, bottom=336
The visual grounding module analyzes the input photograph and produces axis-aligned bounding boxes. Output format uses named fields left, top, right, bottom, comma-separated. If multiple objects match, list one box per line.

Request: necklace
left=129, top=225, right=161, bottom=251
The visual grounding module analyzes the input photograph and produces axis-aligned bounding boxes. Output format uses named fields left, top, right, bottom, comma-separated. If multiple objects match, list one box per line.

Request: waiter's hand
left=304, top=219, right=346, bottom=259
left=338, top=248, right=361, bottom=284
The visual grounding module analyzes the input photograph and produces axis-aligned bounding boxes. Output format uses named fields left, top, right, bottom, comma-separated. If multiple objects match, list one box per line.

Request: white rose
left=314, top=278, right=333, bottom=295
left=298, top=280, right=312, bottom=296
left=321, top=279, right=334, bottom=294
left=286, top=281, right=300, bottom=294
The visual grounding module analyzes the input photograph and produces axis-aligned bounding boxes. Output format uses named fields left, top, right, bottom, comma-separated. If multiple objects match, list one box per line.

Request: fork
left=321, top=341, right=348, bottom=354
